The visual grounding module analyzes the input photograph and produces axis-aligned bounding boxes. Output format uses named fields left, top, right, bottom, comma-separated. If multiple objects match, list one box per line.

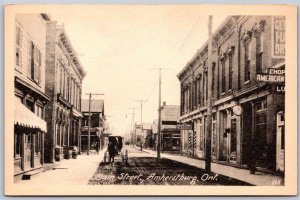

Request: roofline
left=57, top=26, right=87, bottom=78
left=177, top=16, right=242, bottom=80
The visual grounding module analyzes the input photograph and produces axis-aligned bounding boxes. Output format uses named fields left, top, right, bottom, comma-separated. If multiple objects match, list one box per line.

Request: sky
left=50, top=5, right=227, bottom=135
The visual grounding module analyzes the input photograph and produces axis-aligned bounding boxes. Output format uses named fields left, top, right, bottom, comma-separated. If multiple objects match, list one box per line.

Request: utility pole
left=129, top=108, right=136, bottom=146
left=85, top=93, right=104, bottom=155
left=149, top=67, right=169, bottom=159
left=157, top=68, right=162, bottom=159
left=205, top=15, right=213, bottom=172
left=135, top=100, right=147, bottom=151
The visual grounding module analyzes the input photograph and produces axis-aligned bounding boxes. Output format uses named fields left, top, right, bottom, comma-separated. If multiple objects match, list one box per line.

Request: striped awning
left=14, top=99, right=47, bottom=132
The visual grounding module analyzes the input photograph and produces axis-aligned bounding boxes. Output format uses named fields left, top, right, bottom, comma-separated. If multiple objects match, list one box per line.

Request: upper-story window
left=15, top=26, right=22, bottom=68
left=244, top=42, right=251, bottom=82
left=28, top=42, right=42, bottom=84
left=221, top=59, right=226, bottom=93
left=256, top=33, right=263, bottom=73
left=228, top=54, right=233, bottom=90
left=212, top=62, right=216, bottom=95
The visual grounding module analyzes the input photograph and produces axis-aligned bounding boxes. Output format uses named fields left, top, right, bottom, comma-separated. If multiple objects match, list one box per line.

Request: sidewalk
left=15, top=150, right=106, bottom=185
left=139, top=147, right=284, bottom=186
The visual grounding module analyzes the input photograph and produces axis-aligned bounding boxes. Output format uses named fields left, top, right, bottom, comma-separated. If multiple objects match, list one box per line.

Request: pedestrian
left=107, top=138, right=118, bottom=163
left=248, top=142, right=257, bottom=174
left=95, top=141, right=100, bottom=155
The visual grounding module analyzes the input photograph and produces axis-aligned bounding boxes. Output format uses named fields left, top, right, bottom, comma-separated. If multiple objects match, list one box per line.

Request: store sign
left=176, top=123, right=193, bottom=130
left=272, top=16, right=285, bottom=58
left=257, top=68, right=285, bottom=93
left=256, top=68, right=285, bottom=83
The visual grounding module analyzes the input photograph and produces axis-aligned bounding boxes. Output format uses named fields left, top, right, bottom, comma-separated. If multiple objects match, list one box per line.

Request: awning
left=14, top=99, right=47, bottom=132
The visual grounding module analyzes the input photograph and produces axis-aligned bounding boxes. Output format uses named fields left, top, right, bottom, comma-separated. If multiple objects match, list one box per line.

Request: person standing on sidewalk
left=95, top=141, right=100, bottom=155
left=249, top=142, right=257, bottom=174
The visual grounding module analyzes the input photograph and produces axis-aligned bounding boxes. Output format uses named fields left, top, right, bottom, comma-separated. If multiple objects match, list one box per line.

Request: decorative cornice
left=240, top=29, right=252, bottom=43
left=226, top=45, right=235, bottom=55
left=252, top=19, right=266, bottom=36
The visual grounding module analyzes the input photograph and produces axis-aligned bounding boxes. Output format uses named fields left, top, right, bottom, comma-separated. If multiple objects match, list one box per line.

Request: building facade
left=160, top=103, right=181, bottom=153
left=177, top=16, right=285, bottom=173
left=81, top=99, right=105, bottom=151
left=44, top=21, right=86, bottom=163
left=14, top=14, right=50, bottom=180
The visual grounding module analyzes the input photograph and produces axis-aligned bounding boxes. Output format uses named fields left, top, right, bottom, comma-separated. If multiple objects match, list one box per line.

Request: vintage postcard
left=4, top=4, right=297, bottom=196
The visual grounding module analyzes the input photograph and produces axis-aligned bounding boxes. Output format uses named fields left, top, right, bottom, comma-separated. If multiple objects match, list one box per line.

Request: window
left=28, top=42, right=42, bottom=83
left=15, top=26, right=22, bottom=67
left=193, top=79, right=197, bottom=108
left=244, top=42, right=251, bottom=82
left=35, top=104, right=43, bottom=118
left=256, top=34, right=263, bottom=73
left=212, top=62, right=216, bottom=94
left=281, top=125, right=285, bottom=150
left=199, top=120, right=204, bottom=151
left=199, top=75, right=202, bottom=106
left=14, top=133, right=21, bottom=157
left=228, top=55, right=233, bottom=90
left=26, top=99, right=34, bottom=112
left=221, top=59, right=226, bottom=93
left=35, top=133, right=39, bottom=155
left=205, top=72, right=208, bottom=101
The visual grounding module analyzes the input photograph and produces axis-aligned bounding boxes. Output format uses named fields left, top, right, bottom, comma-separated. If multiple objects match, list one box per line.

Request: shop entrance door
left=276, top=111, right=285, bottom=172
left=24, top=133, right=32, bottom=170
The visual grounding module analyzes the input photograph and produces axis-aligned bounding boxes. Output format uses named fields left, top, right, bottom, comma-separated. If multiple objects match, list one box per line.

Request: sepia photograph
left=4, top=4, right=297, bottom=196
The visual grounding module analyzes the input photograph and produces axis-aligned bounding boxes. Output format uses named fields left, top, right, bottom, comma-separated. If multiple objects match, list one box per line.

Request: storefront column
left=216, top=111, right=220, bottom=161
left=21, top=133, right=25, bottom=170
left=41, top=133, right=44, bottom=164
left=267, top=94, right=277, bottom=170
left=31, top=132, right=35, bottom=168
left=236, top=115, right=242, bottom=165
left=78, top=120, right=81, bottom=153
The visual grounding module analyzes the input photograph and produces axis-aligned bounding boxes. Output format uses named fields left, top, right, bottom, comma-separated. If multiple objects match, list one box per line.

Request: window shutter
left=38, top=49, right=42, bottom=83
left=34, top=46, right=38, bottom=81
left=31, top=42, right=35, bottom=79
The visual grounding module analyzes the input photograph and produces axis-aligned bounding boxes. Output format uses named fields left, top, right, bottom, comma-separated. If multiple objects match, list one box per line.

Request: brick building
left=14, top=14, right=51, bottom=180
left=177, top=16, right=285, bottom=173
left=44, top=21, right=86, bottom=163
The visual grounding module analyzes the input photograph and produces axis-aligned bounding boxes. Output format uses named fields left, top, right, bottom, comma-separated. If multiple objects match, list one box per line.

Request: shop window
left=199, top=121, right=204, bottom=151
left=35, top=133, right=39, bottom=155
left=15, top=26, right=22, bottom=68
left=212, top=123, right=216, bottom=153
left=14, top=133, right=21, bottom=157
left=281, top=126, right=285, bottom=150
left=230, top=118, right=237, bottom=153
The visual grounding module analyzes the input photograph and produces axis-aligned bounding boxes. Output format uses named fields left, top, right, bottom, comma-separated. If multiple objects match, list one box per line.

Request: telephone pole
left=205, top=15, right=213, bottom=172
left=129, top=108, right=137, bottom=146
left=86, top=93, right=104, bottom=155
left=157, top=68, right=162, bottom=159
left=148, top=67, right=169, bottom=159
left=135, top=100, right=147, bottom=151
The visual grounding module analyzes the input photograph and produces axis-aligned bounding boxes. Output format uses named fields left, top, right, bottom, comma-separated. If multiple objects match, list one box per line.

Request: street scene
left=9, top=5, right=288, bottom=191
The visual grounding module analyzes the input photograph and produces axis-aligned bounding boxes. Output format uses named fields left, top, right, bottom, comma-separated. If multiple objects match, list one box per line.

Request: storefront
left=14, top=98, right=47, bottom=181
